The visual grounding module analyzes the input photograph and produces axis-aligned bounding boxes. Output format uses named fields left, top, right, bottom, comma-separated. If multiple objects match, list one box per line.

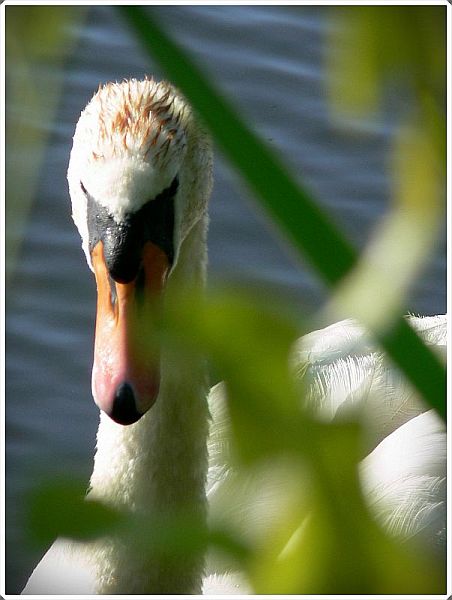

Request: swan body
left=294, top=314, right=446, bottom=452
left=205, top=316, right=446, bottom=571
left=22, top=78, right=446, bottom=595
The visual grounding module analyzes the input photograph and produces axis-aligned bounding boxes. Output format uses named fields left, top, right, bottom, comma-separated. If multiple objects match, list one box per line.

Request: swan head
left=67, top=77, right=212, bottom=425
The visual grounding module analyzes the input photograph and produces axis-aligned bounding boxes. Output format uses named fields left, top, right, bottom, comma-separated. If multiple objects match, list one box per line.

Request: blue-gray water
left=5, top=6, right=446, bottom=594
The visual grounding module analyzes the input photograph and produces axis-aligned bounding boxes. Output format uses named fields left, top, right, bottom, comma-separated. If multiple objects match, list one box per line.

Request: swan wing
left=202, top=571, right=252, bottom=595
left=22, top=538, right=96, bottom=594
left=360, top=409, right=446, bottom=555
left=205, top=316, right=447, bottom=581
left=294, top=315, right=446, bottom=451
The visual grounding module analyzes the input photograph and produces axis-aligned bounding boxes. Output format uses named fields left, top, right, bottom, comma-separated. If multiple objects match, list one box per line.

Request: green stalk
left=117, top=6, right=446, bottom=419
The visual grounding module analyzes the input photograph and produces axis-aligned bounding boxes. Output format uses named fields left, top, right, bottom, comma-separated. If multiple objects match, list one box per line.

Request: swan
left=22, top=77, right=446, bottom=595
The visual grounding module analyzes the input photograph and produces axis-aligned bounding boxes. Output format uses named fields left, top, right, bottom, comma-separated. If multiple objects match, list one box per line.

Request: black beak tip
left=110, top=382, right=143, bottom=425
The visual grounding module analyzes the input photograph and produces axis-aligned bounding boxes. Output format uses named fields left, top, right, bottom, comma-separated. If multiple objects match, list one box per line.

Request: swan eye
left=80, top=181, right=88, bottom=195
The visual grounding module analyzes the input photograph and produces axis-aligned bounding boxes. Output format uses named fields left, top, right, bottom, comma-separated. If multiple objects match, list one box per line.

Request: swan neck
left=88, top=216, right=209, bottom=594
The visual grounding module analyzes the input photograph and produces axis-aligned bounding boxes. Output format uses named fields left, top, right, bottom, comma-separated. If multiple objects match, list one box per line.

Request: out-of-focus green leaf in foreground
left=26, top=290, right=445, bottom=593
left=117, top=5, right=445, bottom=421
left=25, top=478, right=124, bottom=548
left=161, top=289, right=445, bottom=594
left=327, top=6, right=445, bottom=147
left=25, top=476, right=251, bottom=576
left=5, top=5, right=86, bottom=284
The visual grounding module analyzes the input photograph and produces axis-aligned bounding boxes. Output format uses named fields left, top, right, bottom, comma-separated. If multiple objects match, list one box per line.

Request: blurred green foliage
left=26, top=289, right=446, bottom=594
left=327, top=6, right=445, bottom=155
left=5, top=5, right=86, bottom=284
left=325, top=6, right=446, bottom=352
left=119, top=5, right=448, bottom=593
left=13, top=5, right=446, bottom=596
left=25, top=478, right=124, bottom=549
left=159, top=289, right=445, bottom=594
left=118, top=4, right=445, bottom=415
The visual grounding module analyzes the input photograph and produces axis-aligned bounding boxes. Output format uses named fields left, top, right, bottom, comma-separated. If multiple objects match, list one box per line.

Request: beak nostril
left=110, top=382, right=142, bottom=425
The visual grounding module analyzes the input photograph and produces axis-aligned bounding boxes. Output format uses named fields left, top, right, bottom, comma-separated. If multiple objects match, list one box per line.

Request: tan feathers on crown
left=86, top=77, right=187, bottom=162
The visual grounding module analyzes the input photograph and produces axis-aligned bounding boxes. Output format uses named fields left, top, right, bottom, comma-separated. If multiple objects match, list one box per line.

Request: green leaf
left=25, top=478, right=123, bottom=546
left=117, top=6, right=445, bottom=420
left=249, top=422, right=445, bottom=594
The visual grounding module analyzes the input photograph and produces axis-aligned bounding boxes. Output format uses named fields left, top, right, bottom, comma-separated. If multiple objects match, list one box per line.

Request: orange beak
left=91, top=240, right=170, bottom=425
